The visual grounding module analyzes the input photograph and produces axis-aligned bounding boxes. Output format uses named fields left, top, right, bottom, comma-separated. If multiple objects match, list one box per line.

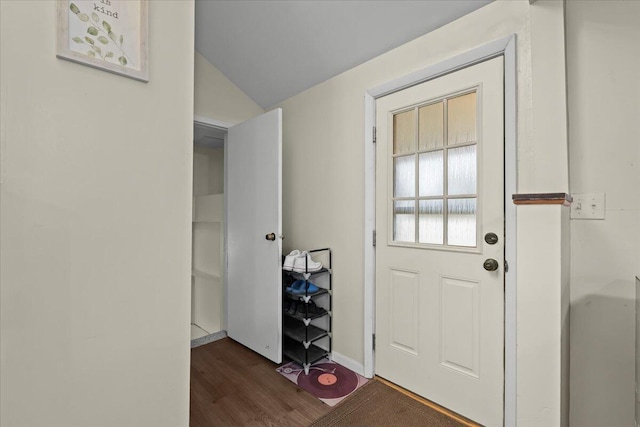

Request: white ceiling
left=195, top=0, right=492, bottom=109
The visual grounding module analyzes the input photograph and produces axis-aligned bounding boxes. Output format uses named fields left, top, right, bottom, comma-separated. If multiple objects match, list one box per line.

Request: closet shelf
left=191, top=269, right=221, bottom=281
left=193, top=194, right=224, bottom=223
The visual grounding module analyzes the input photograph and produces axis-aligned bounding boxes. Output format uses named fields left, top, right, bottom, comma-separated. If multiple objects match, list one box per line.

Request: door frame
left=363, top=35, right=517, bottom=425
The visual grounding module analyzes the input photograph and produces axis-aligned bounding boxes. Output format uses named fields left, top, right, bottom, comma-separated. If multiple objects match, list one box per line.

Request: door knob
left=483, top=258, right=499, bottom=271
left=265, top=233, right=276, bottom=241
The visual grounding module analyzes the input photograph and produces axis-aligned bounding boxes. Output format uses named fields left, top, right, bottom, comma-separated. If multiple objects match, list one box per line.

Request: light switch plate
left=571, top=193, right=605, bottom=220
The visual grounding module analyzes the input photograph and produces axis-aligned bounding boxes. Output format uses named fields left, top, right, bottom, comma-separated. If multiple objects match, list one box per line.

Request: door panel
left=375, top=58, right=504, bottom=426
left=227, top=109, right=282, bottom=363
left=440, top=276, right=480, bottom=377
left=389, top=269, right=420, bottom=354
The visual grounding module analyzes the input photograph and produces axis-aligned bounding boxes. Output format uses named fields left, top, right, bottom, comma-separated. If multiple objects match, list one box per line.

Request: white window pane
left=448, top=145, right=476, bottom=196
left=419, top=200, right=443, bottom=244
left=394, top=155, right=415, bottom=197
left=448, top=92, right=477, bottom=145
left=394, top=110, right=416, bottom=155
left=419, top=150, right=443, bottom=197
left=394, top=200, right=415, bottom=242
left=419, top=102, right=443, bottom=150
left=447, top=198, right=477, bottom=247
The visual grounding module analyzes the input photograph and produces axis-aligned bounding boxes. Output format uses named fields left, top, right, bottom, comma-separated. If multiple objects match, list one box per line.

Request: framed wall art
left=56, top=0, right=149, bottom=82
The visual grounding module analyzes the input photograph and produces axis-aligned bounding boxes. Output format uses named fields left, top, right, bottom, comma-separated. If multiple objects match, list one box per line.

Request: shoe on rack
left=287, top=301, right=298, bottom=315
left=283, top=250, right=301, bottom=271
left=283, top=275, right=296, bottom=287
left=295, top=302, right=308, bottom=318
left=285, top=280, right=306, bottom=294
left=292, top=251, right=323, bottom=273
left=289, top=281, right=319, bottom=294
left=307, top=300, right=326, bottom=316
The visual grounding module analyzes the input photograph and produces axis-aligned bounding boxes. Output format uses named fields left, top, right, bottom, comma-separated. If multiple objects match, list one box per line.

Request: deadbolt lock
left=484, top=232, right=499, bottom=245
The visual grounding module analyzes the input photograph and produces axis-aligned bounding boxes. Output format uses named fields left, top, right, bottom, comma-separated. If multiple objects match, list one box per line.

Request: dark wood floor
left=190, top=338, right=331, bottom=426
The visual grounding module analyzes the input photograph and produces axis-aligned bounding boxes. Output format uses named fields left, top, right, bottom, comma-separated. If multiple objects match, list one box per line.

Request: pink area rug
left=276, top=359, right=369, bottom=406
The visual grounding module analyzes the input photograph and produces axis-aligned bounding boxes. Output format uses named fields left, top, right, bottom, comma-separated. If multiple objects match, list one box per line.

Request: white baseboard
left=331, top=351, right=367, bottom=377
left=191, top=330, right=227, bottom=349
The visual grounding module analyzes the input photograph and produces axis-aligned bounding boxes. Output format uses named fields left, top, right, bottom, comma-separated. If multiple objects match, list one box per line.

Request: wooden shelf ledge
left=512, top=192, right=572, bottom=206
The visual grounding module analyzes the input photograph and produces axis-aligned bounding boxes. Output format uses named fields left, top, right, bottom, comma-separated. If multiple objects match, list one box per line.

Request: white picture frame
left=56, top=0, right=149, bottom=82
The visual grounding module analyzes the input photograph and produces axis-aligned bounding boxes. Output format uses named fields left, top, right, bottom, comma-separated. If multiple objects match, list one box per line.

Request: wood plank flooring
left=190, top=338, right=330, bottom=426
left=190, top=337, right=475, bottom=426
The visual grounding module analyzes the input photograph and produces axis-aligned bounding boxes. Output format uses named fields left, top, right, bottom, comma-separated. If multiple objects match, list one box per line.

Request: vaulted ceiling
left=195, top=0, right=492, bottom=108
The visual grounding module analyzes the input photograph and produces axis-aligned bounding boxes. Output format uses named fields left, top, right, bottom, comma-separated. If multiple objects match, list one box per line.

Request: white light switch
left=571, top=193, right=606, bottom=220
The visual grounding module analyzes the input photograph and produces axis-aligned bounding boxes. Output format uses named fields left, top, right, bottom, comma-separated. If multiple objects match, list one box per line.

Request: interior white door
left=375, top=57, right=504, bottom=426
left=227, top=108, right=282, bottom=363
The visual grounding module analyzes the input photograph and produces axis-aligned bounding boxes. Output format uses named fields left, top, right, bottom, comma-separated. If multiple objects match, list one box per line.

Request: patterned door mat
left=276, top=359, right=369, bottom=406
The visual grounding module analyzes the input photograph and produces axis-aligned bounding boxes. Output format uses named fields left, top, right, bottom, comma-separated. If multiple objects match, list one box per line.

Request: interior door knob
left=265, top=233, right=276, bottom=241
left=483, top=258, right=499, bottom=271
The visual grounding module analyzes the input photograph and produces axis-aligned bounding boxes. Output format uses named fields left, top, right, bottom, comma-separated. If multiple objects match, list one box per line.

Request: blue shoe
left=290, top=281, right=319, bottom=294
left=286, top=280, right=306, bottom=293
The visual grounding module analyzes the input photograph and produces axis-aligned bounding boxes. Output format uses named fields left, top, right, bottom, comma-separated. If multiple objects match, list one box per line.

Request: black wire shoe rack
left=282, top=248, right=332, bottom=375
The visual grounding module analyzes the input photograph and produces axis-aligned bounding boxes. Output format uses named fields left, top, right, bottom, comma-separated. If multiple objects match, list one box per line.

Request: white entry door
left=375, top=58, right=504, bottom=426
left=227, top=108, right=282, bottom=363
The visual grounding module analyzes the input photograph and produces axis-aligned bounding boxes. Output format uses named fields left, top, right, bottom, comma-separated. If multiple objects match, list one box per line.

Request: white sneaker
left=283, top=250, right=301, bottom=271
left=292, top=251, right=323, bottom=273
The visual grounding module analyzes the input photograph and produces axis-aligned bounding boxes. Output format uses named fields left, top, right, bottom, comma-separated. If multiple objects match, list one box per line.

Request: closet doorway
left=191, top=121, right=226, bottom=344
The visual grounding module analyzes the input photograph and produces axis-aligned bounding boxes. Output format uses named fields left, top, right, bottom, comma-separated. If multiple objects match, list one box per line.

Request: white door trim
left=363, top=34, right=517, bottom=426
left=194, top=114, right=235, bottom=130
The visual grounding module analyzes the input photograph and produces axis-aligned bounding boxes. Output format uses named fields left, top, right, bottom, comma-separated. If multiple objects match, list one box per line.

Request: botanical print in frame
left=57, top=0, right=149, bottom=82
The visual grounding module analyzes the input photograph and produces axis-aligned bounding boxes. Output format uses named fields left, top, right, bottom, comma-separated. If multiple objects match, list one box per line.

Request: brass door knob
left=265, top=233, right=276, bottom=241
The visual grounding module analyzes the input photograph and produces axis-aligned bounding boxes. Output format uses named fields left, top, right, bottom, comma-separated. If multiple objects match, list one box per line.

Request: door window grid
left=392, top=90, right=478, bottom=247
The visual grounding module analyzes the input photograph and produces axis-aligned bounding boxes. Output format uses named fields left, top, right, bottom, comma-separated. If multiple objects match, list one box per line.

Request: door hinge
left=372, top=230, right=376, bottom=247
left=373, top=333, right=376, bottom=350
left=373, top=126, right=377, bottom=144
left=505, top=259, right=509, bottom=273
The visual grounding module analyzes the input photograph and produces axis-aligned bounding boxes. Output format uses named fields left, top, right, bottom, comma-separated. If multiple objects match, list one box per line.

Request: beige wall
left=194, top=51, right=263, bottom=124
left=279, top=0, right=530, bottom=363
left=0, top=1, right=194, bottom=426
left=567, top=2, right=640, bottom=426
left=519, top=2, right=571, bottom=425
left=517, top=205, right=571, bottom=426
left=278, top=0, right=570, bottom=425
